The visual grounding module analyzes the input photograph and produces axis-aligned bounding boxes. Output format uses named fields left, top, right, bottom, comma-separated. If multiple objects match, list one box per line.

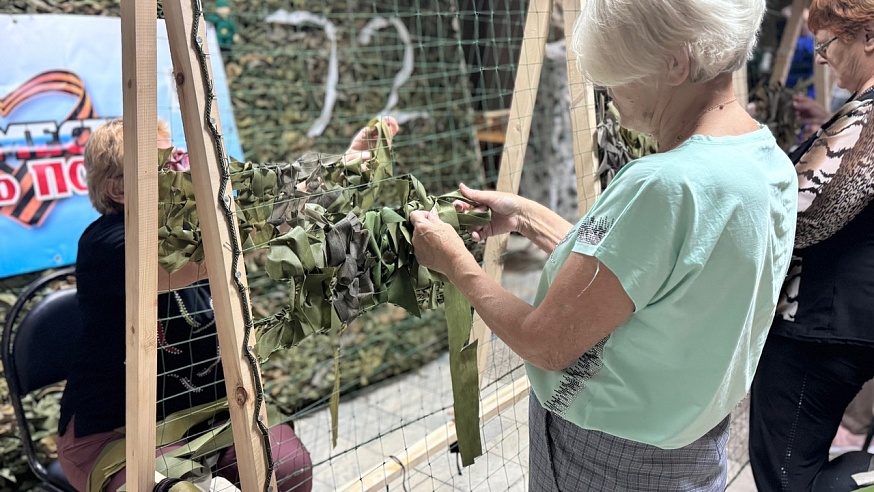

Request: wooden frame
left=771, top=0, right=832, bottom=106
left=771, top=0, right=834, bottom=116
left=120, top=0, right=757, bottom=489
left=770, top=0, right=810, bottom=87
left=121, top=0, right=274, bottom=489
left=121, top=0, right=159, bottom=489
left=339, top=1, right=600, bottom=490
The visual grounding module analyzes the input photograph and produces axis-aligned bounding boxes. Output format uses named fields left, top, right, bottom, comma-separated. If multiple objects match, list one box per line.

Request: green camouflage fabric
left=156, top=118, right=488, bottom=463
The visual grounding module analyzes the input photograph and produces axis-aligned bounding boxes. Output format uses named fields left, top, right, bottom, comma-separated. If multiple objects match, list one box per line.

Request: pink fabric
left=162, top=149, right=190, bottom=171
left=57, top=417, right=312, bottom=491
left=57, top=417, right=126, bottom=491
left=216, top=422, right=313, bottom=492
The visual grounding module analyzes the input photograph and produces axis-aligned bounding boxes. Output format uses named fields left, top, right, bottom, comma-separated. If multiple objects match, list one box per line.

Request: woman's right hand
left=792, top=94, right=830, bottom=127
left=454, top=183, right=527, bottom=241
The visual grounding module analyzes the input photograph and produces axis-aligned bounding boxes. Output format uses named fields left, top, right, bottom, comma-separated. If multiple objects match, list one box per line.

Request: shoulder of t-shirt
left=612, top=153, right=693, bottom=194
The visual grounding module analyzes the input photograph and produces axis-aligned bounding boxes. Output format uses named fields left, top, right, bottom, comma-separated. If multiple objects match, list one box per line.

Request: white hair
left=572, top=0, right=765, bottom=87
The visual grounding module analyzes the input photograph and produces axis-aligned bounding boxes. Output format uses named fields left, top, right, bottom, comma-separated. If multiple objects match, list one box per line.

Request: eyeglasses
left=815, top=36, right=838, bottom=60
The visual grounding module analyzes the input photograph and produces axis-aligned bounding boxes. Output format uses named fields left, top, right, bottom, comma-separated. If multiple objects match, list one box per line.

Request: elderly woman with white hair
left=410, top=0, right=796, bottom=490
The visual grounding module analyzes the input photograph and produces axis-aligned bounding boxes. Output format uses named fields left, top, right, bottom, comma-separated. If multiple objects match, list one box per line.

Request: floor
left=290, top=235, right=760, bottom=491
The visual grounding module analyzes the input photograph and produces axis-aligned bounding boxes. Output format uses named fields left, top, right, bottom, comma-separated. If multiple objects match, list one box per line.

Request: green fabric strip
left=168, top=482, right=204, bottom=492
left=87, top=400, right=286, bottom=491
left=444, top=282, right=483, bottom=466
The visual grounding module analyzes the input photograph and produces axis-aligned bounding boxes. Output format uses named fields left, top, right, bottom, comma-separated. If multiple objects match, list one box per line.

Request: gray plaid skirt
left=529, top=394, right=730, bottom=491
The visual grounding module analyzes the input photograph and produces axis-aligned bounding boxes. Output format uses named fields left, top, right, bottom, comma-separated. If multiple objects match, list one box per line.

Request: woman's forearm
left=518, top=199, right=574, bottom=254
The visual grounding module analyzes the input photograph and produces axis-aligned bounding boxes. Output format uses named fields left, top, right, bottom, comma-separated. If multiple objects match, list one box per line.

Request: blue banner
left=0, top=14, right=244, bottom=278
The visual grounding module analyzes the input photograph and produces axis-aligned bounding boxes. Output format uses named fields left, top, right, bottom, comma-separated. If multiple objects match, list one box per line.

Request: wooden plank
left=562, top=0, right=600, bottom=216
left=814, top=62, right=832, bottom=111
left=733, top=64, right=749, bottom=107
left=470, top=0, right=552, bottom=375
left=475, top=131, right=507, bottom=144
left=770, top=0, right=809, bottom=87
left=162, top=1, right=276, bottom=490
left=339, top=376, right=532, bottom=492
left=121, top=0, right=158, bottom=489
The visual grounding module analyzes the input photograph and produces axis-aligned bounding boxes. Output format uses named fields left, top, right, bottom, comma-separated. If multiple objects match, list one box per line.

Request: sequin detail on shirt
left=544, top=336, right=610, bottom=417
left=577, top=216, right=614, bottom=245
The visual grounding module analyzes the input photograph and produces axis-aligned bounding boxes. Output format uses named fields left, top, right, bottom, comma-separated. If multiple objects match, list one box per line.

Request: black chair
left=2, top=267, right=80, bottom=492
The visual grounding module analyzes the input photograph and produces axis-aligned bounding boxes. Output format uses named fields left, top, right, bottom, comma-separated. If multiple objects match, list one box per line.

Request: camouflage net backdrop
left=1, top=0, right=486, bottom=488
left=0, top=0, right=804, bottom=488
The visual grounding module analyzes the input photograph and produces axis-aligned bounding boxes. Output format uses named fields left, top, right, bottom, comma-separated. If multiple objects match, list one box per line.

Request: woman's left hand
left=410, top=208, right=470, bottom=276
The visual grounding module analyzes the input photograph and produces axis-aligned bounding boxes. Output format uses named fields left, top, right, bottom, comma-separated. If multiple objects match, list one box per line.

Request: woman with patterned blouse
left=749, top=1, right=874, bottom=490
left=411, top=1, right=798, bottom=490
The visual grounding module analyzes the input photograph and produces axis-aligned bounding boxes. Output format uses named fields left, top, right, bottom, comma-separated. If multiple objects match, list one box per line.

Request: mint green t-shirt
left=527, top=127, right=798, bottom=449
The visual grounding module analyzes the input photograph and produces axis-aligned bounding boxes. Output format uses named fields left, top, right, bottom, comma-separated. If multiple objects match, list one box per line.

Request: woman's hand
left=343, top=116, right=400, bottom=165
left=453, top=183, right=527, bottom=241
left=410, top=208, right=472, bottom=276
left=295, top=116, right=400, bottom=193
left=792, top=94, right=830, bottom=127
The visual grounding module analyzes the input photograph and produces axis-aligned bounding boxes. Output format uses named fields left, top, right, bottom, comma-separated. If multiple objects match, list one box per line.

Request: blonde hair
left=572, top=0, right=765, bottom=87
left=84, top=118, right=170, bottom=215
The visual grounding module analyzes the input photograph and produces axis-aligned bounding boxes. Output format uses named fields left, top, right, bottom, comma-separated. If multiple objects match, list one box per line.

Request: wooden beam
left=733, top=64, right=749, bottom=107
left=470, top=0, right=552, bottom=375
left=814, top=62, right=832, bottom=111
left=162, top=1, right=276, bottom=490
left=339, top=376, right=531, bottom=492
left=770, top=0, right=808, bottom=87
left=121, top=0, right=158, bottom=489
left=562, top=0, right=600, bottom=216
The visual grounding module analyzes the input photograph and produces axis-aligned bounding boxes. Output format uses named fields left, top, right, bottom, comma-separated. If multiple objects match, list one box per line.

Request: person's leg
left=57, top=417, right=187, bottom=492
left=217, top=423, right=312, bottom=492
left=750, top=335, right=874, bottom=492
left=528, top=393, right=561, bottom=492
left=528, top=390, right=729, bottom=491
left=842, top=378, right=874, bottom=436
left=102, top=442, right=186, bottom=491
left=830, top=378, right=874, bottom=454
left=57, top=417, right=126, bottom=491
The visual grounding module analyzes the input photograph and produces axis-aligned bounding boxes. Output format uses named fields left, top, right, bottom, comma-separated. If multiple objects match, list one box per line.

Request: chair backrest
left=7, top=288, right=82, bottom=395
left=1, top=267, right=80, bottom=492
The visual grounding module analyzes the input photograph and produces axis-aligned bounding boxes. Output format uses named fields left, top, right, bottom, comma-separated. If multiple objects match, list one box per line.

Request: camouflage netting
left=3, top=0, right=483, bottom=191
left=226, top=0, right=483, bottom=195
left=1, top=0, right=485, bottom=488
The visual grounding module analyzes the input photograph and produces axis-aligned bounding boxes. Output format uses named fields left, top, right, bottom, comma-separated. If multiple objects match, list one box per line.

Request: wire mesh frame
left=121, top=0, right=602, bottom=491
left=338, top=0, right=602, bottom=489
left=121, top=0, right=275, bottom=489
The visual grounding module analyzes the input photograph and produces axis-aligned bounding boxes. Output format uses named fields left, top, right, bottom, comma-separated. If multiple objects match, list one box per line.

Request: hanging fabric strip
left=444, top=281, right=484, bottom=465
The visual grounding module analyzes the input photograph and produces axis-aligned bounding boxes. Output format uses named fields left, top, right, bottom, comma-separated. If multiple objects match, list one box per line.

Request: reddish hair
left=809, top=0, right=874, bottom=40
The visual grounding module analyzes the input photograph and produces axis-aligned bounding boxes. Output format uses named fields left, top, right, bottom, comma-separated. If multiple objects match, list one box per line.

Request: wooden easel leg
left=163, top=0, right=277, bottom=489
left=121, top=0, right=160, bottom=489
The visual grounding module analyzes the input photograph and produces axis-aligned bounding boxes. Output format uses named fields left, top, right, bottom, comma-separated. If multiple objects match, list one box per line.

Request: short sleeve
left=572, top=164, right=693, bottom=311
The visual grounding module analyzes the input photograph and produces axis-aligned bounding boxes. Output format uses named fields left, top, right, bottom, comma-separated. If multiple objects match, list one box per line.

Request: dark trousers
left=749, top=333, right=874, bottom=492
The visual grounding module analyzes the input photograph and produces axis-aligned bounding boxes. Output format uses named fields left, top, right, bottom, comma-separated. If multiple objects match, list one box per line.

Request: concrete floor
left=292, top=235, right=760, bottom=491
